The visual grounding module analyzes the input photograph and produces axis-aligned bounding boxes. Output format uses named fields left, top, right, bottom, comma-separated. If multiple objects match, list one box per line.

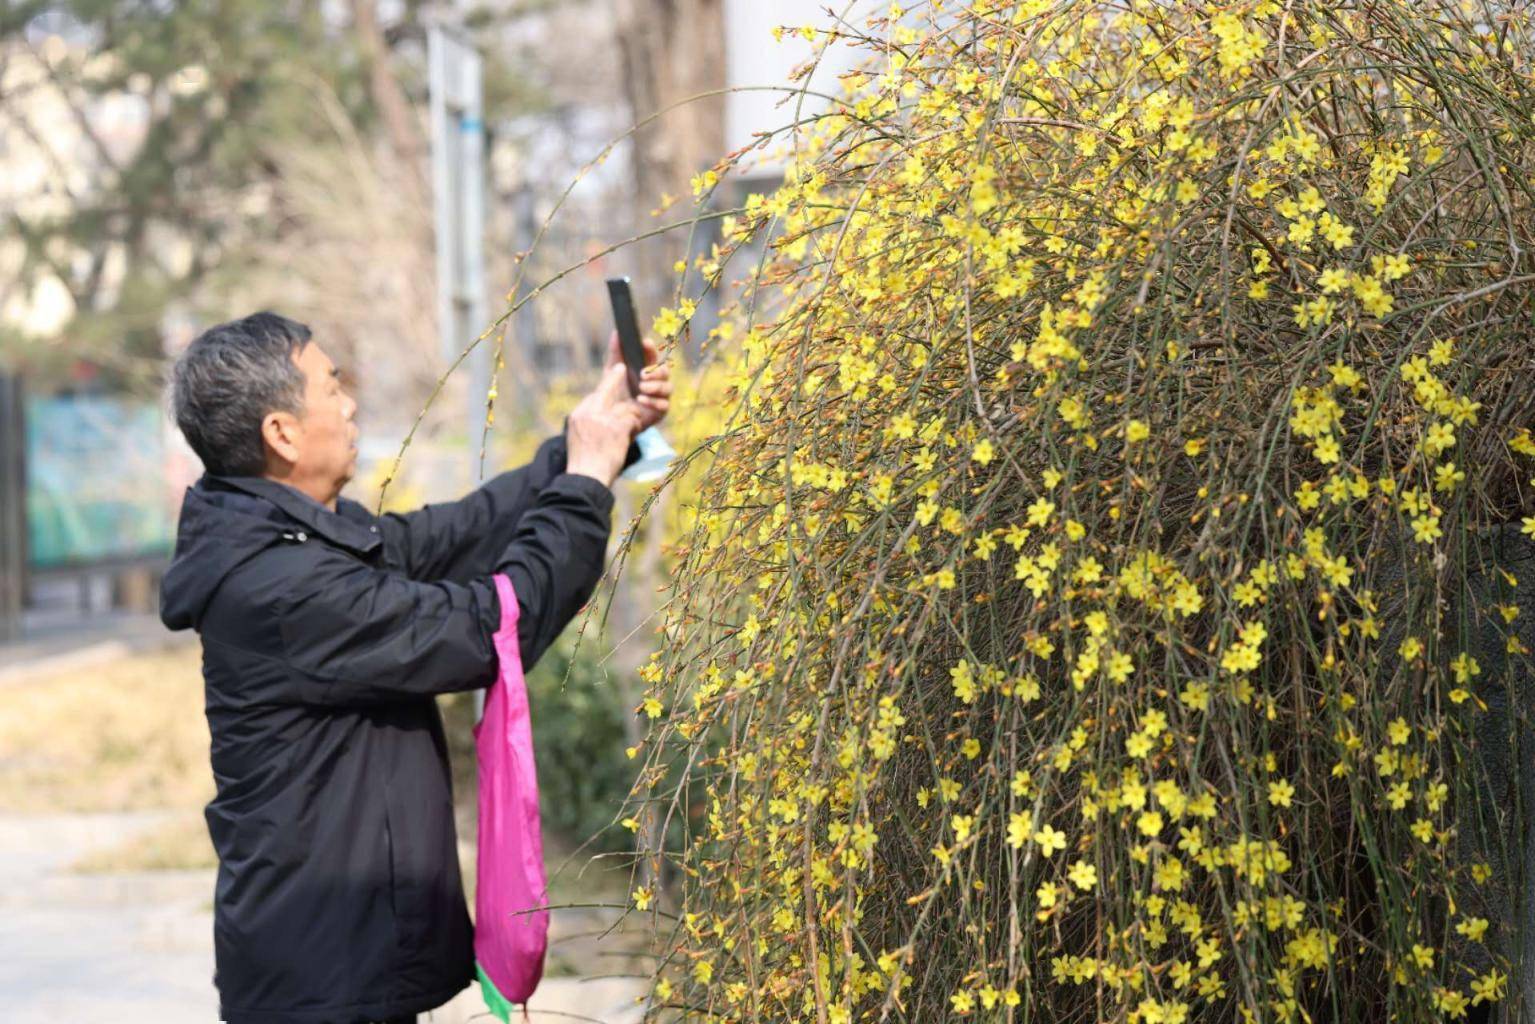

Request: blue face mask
left=618, top=425, right=676, bottom=483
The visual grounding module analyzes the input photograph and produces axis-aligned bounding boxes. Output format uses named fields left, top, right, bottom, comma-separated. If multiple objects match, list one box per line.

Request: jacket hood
left=159, top=479, right=298, bottom=632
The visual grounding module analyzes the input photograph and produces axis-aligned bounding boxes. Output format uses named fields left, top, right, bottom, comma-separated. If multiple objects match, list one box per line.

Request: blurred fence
left=25, top=394, right=175, bottom=570
left=0, top=378, right=182, bottom=642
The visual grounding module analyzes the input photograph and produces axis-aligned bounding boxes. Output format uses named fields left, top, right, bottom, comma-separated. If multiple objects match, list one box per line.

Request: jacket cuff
left=562, top=415, right=644, bottom=472
left=545, top=431, right=570, bottom=474
left=544, top=471, right=616, bottom=517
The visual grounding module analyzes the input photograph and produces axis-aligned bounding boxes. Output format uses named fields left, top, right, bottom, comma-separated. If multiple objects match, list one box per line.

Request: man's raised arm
left=275, top=471, right=619, bottom=707
left=381, top=329, right=669, bottom=583
left=376, top=427, right=640, bottom=584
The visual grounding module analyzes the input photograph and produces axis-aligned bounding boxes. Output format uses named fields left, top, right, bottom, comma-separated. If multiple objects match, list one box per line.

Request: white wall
left=723, top=0, right=872, bottom=179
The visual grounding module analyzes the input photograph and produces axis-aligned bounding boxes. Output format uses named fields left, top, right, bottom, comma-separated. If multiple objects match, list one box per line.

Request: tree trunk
left=612, top=0, right=727, bottom=321
left=349, top=0, right=430, bottom=209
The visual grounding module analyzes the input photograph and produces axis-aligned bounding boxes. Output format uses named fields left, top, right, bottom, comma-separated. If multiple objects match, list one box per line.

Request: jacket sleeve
left=276, top=473, right=617, bottom=707
left=379, top=427, right=640, bottom=583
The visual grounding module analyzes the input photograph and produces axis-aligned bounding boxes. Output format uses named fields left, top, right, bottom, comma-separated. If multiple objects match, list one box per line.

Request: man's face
left=289, top=341, right=358, bottom=490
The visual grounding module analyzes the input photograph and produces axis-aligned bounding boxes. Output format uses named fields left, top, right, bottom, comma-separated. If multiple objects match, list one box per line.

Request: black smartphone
left=606, top=277, right=648, bottom=398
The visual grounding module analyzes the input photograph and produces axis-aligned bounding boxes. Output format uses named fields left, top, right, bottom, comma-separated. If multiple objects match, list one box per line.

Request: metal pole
left=457, top=47, right=489, bottom=472
left=428, top=21, right=490, bottom=475
left=428, top=26, right=456, bottom=369
left=429, top=20, right=491, bottom=721
left=0, top=375, right=27, bottom=644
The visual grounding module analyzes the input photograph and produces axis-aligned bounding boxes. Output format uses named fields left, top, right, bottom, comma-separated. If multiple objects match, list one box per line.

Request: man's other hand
left=606, top=330, right=673, bottom=431
left=565, top=363, right=646, bottom=488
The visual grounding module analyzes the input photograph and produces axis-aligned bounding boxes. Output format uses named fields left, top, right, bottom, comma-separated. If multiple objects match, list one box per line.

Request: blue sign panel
left=25, top=396, right=175, bottom=568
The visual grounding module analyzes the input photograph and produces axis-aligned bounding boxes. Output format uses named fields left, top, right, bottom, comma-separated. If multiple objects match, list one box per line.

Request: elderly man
left=159, top=311, right=671, bottom=1024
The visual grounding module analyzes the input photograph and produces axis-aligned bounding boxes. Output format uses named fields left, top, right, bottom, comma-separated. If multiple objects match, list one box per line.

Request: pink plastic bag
left=473, top=573, right=549, bottom=1019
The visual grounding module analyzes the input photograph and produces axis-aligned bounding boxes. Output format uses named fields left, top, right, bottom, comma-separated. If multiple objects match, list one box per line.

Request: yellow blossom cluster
left=609, top=2, right=1535, bottom=1022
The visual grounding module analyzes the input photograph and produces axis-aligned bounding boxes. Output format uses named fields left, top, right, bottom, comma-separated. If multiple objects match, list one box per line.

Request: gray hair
left=170, top=312, right=311, bottom=477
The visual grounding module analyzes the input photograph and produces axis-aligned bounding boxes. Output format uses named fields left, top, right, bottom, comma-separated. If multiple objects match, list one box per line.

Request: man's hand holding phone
left=564, top=333, right=672, bottom=488
left=607, top=329, right=671, bottom=428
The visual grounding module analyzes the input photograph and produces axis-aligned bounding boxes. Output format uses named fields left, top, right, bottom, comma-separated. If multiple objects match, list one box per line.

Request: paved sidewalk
left=0, top=811, right=217, bottom=1023
left=0, top=611, right=191, bottom=687
left=0, top=812, right=649, bottom=1023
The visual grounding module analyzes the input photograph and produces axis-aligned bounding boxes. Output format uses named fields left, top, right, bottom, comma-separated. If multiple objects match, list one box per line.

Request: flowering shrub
left=622, top=1, right=1535, bottom=1021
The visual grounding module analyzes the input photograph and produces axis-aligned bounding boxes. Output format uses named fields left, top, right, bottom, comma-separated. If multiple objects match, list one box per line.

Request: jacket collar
left=204, top=475, right=382, bottom=556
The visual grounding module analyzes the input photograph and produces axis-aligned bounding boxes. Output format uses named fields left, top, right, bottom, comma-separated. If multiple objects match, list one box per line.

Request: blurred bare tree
left=0, top=1, right=349, bottom=389
left=211, top=73, right=447, bottom=439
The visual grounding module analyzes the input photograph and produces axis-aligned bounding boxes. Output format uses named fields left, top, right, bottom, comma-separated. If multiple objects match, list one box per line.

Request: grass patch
left=0, top=645, right=212, bottom=813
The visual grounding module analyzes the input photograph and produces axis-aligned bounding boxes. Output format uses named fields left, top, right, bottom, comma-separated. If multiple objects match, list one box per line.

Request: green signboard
left=25, top=396, right=175, bottom=569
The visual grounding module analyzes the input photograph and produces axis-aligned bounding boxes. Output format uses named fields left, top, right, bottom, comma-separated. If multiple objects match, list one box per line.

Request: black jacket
left=160, top=431, right=637, bottom=1024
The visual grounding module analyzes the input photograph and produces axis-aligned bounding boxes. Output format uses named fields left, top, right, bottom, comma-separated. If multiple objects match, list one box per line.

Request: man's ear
left=261, top=410, right=303, bottom=469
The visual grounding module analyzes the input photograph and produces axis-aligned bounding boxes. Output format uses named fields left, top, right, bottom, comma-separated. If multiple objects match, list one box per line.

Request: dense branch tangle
left=618, top=2, right=1535, bottom=1022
